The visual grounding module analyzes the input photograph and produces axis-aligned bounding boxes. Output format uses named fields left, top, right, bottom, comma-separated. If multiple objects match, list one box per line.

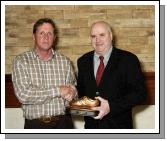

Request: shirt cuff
left=53, top=86, right=61, bottom=97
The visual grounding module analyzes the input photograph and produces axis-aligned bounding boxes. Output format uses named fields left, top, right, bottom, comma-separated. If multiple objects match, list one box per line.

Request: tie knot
left=99, top=56, right=104, bottom=61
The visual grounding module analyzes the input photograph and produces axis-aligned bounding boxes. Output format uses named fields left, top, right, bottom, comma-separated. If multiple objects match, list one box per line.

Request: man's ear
left=110, top=32, right=113, bottom=41
left=32, top=34, right=35, bottom=41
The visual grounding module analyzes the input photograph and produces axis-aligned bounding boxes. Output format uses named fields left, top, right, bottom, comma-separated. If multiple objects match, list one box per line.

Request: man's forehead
left=91, top=24, right=108, bottom=33
left=93, top=22, right=106, bottom=28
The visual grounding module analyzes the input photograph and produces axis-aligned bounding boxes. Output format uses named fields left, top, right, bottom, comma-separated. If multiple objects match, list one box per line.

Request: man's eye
left=40, top=32, right=45, bottom=35
left=48, top=32, right=53, bottom=36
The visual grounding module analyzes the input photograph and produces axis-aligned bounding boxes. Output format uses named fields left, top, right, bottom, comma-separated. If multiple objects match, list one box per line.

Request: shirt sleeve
left=64, top=60, right=77, bottom=106
left=65, top=60, right=77, bottom=86
left=12, top=56, right=61, bottom=105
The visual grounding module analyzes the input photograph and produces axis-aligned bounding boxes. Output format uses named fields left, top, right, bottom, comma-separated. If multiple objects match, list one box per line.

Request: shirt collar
left=32, top=48, right=55, bottom=60
left=94, top=47, right=113, bottom=61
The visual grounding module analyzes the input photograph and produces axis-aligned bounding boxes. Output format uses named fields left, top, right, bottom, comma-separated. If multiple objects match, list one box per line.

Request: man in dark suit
left=77, top=21, right=147, bottom=129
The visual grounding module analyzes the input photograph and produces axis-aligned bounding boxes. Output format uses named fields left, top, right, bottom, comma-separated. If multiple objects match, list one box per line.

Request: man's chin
left=95, top=47, right=104, bottom=52
left=42, top=46, right=52, bottom=50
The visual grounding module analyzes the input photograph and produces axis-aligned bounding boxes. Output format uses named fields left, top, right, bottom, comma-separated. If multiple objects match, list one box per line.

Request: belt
left=38, top=115, right=65, bottom=123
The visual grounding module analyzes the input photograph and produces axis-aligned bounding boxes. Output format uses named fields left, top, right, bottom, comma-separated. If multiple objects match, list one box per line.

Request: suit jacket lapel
left=87, top=52, right=97, bottom=88
left=86, top=48, right=119, bottom=89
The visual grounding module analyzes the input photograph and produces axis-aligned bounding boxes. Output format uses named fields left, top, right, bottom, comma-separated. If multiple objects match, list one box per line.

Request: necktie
left=96, top=56, right=104, bottom=86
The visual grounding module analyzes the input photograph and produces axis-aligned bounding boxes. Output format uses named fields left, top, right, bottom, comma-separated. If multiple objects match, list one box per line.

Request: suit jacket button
left=96, top=92, right=100, bottom=96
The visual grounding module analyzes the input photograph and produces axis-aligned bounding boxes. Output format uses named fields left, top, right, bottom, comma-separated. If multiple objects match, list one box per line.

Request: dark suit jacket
left=77, top=47, right=147, bottom=129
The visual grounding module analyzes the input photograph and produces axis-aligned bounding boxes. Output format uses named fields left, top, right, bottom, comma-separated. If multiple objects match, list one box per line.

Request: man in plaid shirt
left=12, top=18, right=77, bottom=129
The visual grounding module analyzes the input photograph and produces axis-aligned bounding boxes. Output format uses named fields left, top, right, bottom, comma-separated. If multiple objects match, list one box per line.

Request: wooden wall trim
left=5, top=74, right=21, bottom=108
left=5, top=72, right=155, bottom=108
left=143, top=72, right=155, bottom=105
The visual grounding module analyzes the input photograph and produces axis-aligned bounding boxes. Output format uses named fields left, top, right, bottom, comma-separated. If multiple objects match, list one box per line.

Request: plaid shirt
left=12, top=49, right=76, bottom=119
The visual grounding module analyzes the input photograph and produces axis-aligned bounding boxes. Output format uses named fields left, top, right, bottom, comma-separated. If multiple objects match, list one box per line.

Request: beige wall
left=5, top=5, right=155, bottom=74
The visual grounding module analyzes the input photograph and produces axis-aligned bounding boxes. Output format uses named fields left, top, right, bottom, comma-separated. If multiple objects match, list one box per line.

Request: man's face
left=90, top=23, right=113, bottom=56
left=33, top=23, right=55, bottom=51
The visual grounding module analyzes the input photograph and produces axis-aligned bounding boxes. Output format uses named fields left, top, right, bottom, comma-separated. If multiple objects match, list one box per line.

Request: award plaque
left=69, top=108, right=99, bottom=117
left=68, top=96, right=100, bottom=117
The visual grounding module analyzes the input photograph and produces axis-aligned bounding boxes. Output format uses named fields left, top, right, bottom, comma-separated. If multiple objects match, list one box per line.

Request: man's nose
left=96, top=37, right=100, bottom=42
left=43, top=33, right=49, bottom=40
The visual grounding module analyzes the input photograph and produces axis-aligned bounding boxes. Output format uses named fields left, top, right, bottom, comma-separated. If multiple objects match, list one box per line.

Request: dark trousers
left=24, top=115, right=74, bottom=129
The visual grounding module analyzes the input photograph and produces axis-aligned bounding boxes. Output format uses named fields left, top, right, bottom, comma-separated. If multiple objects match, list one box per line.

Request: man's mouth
left=96, top=44, right=103, bottom=46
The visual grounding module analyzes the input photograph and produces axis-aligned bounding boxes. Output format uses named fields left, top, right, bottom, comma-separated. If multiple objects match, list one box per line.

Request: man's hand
left=91, top=96, right=110, bottom=120
left=60, top=84, right=78, bottom=101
